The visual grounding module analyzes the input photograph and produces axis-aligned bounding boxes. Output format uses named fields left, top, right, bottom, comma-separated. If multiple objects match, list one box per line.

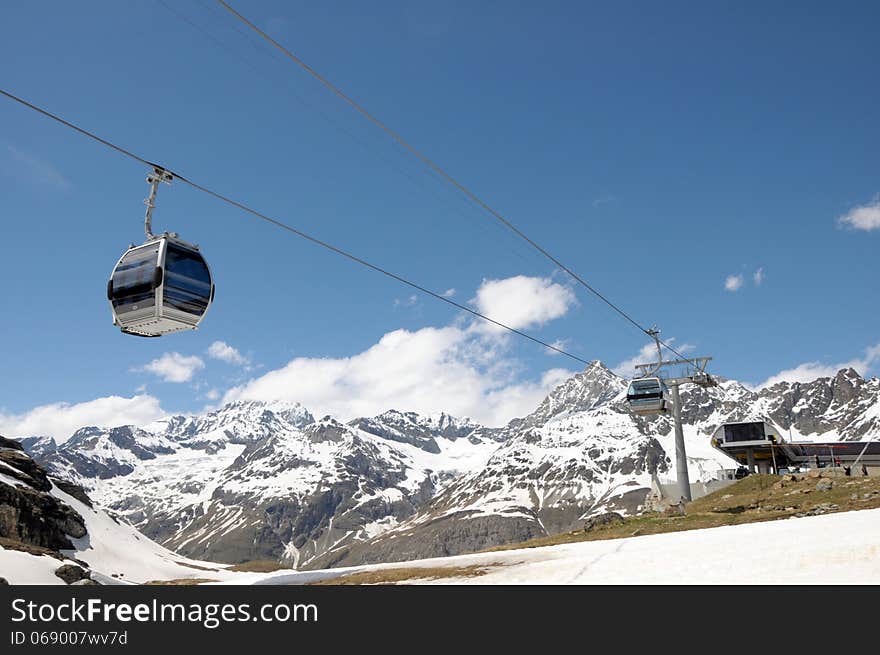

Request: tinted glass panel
left=163, top=244, right=211, bottom=316
left=724, top=423, right=766, bottom=442
left=111, top=246, right=159, bottom=314
left=628, top=380, right=662, bottom=398
left=629, top=393, right=662, bottom=402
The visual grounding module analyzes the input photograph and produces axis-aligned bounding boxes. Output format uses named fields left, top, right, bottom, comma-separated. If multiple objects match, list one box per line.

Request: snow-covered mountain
left=306, top=365, right=880, bottom=568
left=25, top=402, right=499, bottom=568
left=17, top=363, right=880, bottom=569
left=0, top=436, right=247, bottom=585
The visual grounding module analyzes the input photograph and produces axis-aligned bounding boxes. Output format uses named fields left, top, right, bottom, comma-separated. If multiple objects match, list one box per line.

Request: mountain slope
left=305, top=365, right=880, bottom=568
left=0, top=435, right=241, bottom=585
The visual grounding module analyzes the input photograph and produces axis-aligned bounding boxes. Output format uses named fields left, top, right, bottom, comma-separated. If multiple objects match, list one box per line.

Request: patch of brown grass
left=483, top=473, right=880, bottom=554
left=311, top=564, right=498, bottom=585
left=143, top=578, right=218, bottom=585
left=0, top=537, right=66, bottom=560
left=174, top=561, right=219, bottom=572
left=227, top=560, right=291, bottom=573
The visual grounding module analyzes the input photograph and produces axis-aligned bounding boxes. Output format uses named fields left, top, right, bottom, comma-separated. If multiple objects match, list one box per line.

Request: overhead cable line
left=0, top=87, right=590, bottom=366
left=215, top=1, right=700, bottom=367
left=154, top=0, right=545, bottom=271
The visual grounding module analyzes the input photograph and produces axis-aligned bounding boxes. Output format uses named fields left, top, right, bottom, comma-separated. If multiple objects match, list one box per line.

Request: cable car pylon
left=627, top=327, right=717, bottom=502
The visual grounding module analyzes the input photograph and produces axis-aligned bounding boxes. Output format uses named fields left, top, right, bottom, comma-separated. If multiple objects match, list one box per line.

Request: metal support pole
left=671, top=384, right=691, bottom=502
left=144, top=168, right=172, bottom=240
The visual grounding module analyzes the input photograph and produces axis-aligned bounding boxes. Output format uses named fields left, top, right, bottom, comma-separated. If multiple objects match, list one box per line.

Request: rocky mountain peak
left=348, top=409, right=480, bottom=454
left=831, top=367, right=863, bottom=403
left=508, top=360, right=627, bottom=432
left=17, top=435, right=58, bottom=458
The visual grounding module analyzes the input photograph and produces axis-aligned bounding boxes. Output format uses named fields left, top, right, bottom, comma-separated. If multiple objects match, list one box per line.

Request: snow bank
left=0, top=549, right=72, bottom=585
left=241, top=507, right=880, bottom=585
left=51, top=485, right=246, bottom=584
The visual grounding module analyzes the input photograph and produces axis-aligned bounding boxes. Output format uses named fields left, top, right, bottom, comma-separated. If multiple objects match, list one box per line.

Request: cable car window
left=628, top=380, right=663, bottom=398
left=111, top=246, right=159, bottom=313
left=163, top=244, right=211, bottom=316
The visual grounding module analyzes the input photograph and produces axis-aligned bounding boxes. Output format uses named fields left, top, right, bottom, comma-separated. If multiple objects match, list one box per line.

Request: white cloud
left=837, top=196, right=880, bottom=231
left=0, top=395, right=165, bottom=442
left=471, top=275, right=576, bottom=333
left=442, top=288, right=456, bottom=298
left=758, top=342, right=880, bottom=388
left=6, top=145, right=71, bottom=190
left=724, top=274, right=744, bottom=292
left=220, top=275, right=581, bottom=425
left=223, top=324, right=577, bottom=427
left=613, top=342, right=662, bottom=378
left=207, top=341, right=249, bottom=366
left=138, top=352, right=205, bottom=383
left=545, top=339, right=569, bottom=356
left=394, top=294, right=419, bottom=308
left=753, top=267, right=764, bottom=286
left=204, top=389, right=220, bottom=401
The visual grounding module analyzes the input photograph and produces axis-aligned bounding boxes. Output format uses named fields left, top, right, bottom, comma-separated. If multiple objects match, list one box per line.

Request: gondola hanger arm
left=144, top=167, right=173, bottom=240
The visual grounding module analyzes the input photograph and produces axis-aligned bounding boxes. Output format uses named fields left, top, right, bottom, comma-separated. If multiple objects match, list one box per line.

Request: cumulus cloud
left=139, top=352, right=205, bottom=383
left=0, top=395, right=165, bottom=442
left=442, top=288, right=456, bottom=298
left=471, top=275, right=576, bottom=333
left=207, top=341, right=249, bottom=366
left=837, top=196, right=880, bottom=231
left=220, top=274, right=581, bottom=425
left=758, top=342, right=880, bottom=388
left=223, top=324, right=577, bottom=426
left=393, top=294, right=419, bottom=308
left=724, top=274, right=744, bottom=292
left=753, top=267, right=764, bottom=286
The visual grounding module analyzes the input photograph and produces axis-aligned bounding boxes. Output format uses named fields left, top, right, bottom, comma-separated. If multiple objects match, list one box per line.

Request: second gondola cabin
left=626, top=376, right=669, bottom=415
left=107, top=234, right=214, bottom=337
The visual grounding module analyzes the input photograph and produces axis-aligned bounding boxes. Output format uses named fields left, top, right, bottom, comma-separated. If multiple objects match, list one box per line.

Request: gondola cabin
left=107, top=234, right=214, bottom=337
left=626, top=376, right=669, bottom=415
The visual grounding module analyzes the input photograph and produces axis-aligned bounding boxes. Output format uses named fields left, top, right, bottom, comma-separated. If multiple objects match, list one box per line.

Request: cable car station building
left=711, top=421, right=880, bottom=474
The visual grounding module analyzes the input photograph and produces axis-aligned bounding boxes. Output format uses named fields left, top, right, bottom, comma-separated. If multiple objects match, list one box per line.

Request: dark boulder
left=583, top=512, right=624, bottom=532
left=54, top=564, right=90, bottom=585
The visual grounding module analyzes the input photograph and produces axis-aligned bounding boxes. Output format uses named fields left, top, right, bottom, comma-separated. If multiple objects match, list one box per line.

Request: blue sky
left=1, top=1, right=878, bottom=439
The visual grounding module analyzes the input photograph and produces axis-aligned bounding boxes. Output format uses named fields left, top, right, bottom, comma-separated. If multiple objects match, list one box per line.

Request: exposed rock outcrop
left=0, top=436, right=88, bottom=553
